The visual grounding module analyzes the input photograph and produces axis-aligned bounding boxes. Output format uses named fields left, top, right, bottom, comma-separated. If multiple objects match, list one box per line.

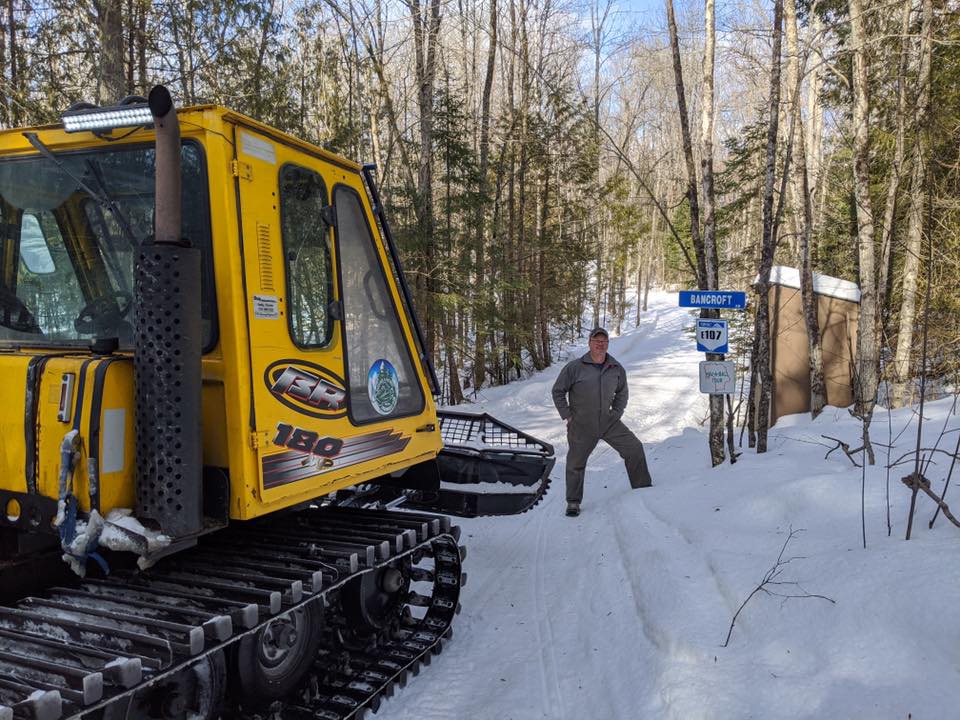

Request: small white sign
left=699, top=361, right=736, bottom=394
left=240, top=131, right=277, bottom=165
left=101, top=408, right=126, bottom=474
left=253, top=294, right=280, bottom=319
left=696, top=319, right=729, bottom=353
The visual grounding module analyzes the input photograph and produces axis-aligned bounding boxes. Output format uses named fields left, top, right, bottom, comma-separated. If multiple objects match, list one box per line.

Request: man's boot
left=565, top=502, right=580, bottom=517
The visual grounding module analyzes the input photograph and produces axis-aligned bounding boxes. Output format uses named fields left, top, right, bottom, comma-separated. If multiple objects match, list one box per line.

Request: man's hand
left=565, top=416, right=571, bottom=425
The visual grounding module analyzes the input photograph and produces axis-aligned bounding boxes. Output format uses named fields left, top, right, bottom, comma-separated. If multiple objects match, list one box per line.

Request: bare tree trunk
left=406, top=0, right=442, bottom=356
left=753, top=0, right=784, bottom=453
left=472, top=0, right=497, bottom=391
left=251, top=1, right=277, bottom=120
left=850, top=0, right=879, bottom=463
left=168, top=3, right=190, bottom=103
left=538, top=162, right=551, bottom=365
left=785, top=0, right=825, bottom=417
left=6, top=0, right=17, bottom=126
left=700, top=0, right=724, bottom=465
left=877, top=0, right=913, bottom=324
left=0, top=3, right=7, bottom=128
left=591, top=0, right=612, bottom=331
left=136, top=0, right=147, bottom=92
left=806, top=13, right=825, bottom=220
left=444, top=318, right=463, bottom=404
left=125, top=0, right=134, bottom=94
left=892, top=0, right=933, bottom=408
left=666, top=0, right=725, bottom=464
left=96, top=0, right=126, bottom=104
left=665, top=0, right=706, bottom=289
left=643, top=272, right=651, bottom=309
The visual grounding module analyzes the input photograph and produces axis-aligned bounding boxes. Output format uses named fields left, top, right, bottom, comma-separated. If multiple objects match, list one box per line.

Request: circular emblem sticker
left=368, top=359, right=400, bottom=415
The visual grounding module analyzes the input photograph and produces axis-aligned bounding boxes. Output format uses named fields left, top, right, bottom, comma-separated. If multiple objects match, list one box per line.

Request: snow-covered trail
left=385, top=290, right=960, bottom=720
left=389, top=293, right=717, bottom=719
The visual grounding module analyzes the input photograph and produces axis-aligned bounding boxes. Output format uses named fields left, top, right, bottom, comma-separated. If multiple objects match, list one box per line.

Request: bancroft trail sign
left=678, top=290, right=747, bottom=309
left=680, top=290, right=745, bottom=395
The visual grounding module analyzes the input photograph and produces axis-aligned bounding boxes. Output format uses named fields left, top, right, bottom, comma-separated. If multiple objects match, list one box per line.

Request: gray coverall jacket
left=551, top=352, right=651, bottom=503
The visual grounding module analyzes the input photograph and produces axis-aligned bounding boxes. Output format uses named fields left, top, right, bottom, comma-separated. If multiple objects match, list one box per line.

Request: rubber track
left=0, top=506, right=463, bottom=720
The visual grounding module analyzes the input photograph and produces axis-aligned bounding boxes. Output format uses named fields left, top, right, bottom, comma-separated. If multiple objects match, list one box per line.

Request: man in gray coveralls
left=551, top=327, right=652, bottom=517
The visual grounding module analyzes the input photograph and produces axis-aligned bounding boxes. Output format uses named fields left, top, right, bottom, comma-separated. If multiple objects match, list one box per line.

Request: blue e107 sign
left=696, top=319, right=729, bottom=353
left=678, top=290, right=747, bottom=309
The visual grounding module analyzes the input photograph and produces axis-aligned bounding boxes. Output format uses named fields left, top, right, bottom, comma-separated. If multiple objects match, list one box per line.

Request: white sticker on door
left=253, top=294, right=280, bottom=319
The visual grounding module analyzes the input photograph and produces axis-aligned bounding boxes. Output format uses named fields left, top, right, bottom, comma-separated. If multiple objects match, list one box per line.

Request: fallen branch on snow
left=821, top=435, right=864, bottom=467
left=723, top=527, right=836, bottom=648
left=901, top=473, right=960, bottom=530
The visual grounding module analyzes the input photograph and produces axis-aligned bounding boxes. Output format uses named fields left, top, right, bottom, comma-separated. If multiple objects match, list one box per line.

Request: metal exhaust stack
left=133, top=85, right=203, bottom=538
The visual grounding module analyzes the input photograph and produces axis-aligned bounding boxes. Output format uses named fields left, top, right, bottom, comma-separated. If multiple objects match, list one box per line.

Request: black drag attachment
left=404, top=411, right=555, bottom=517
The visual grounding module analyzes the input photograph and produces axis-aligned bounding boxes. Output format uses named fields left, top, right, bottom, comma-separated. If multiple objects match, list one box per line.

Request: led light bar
left=62, top=105, right=154, bottom=133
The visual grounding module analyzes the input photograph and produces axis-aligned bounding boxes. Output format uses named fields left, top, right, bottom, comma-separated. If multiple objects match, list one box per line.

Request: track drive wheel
left=232, top=601, right=325, bottom=707
left=339, top=564, right=409, bottom=645
left=102, top=650, right=226, bottom=720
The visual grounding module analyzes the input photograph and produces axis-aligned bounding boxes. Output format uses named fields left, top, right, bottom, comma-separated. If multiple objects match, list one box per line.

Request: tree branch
left=723, top=528, right=835, bottom=647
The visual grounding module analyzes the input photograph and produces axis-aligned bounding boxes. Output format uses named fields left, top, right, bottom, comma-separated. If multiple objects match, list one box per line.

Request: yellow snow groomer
left=0, top=87, right=552, bottom=719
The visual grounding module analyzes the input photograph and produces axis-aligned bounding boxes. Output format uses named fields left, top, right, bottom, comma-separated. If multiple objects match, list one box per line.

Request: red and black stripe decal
left=262, top=429, right=410, bottom=489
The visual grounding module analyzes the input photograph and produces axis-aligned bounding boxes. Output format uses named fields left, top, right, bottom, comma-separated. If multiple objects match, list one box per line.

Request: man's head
left=588, top=327, right=609, bottom=358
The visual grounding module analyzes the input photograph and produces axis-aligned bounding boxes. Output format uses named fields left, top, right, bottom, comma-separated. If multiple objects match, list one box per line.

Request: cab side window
left=334, top=185, right=424, bottom=423
left=279, top=165, right=332, bottom=348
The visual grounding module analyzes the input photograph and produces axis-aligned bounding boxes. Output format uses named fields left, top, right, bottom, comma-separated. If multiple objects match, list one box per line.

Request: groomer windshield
left=0, top=142, right=214, bottom=348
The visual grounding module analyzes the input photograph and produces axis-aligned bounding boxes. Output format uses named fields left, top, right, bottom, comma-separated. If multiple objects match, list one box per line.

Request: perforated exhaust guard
left=133, top=86, right=203, bottom=538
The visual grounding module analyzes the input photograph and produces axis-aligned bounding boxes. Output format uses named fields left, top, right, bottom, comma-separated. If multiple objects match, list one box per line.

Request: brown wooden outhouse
left=766, top=266, right=860, bottom=424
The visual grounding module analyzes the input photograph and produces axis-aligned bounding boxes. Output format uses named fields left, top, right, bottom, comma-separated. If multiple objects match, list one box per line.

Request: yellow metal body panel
left=0, top=106, right=442, bottom=527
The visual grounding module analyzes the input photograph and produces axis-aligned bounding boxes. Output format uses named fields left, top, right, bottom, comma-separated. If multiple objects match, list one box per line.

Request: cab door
left=232, top=126, right=350, bottom=506
left=231, top=125, right=436, bottom=514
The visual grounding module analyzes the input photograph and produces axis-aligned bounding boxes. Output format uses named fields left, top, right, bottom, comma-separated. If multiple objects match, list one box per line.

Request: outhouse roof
left=763, top=266, right=861, bottom=303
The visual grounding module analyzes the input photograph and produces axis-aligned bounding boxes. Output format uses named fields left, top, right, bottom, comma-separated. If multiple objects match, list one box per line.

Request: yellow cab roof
left=0, top=104, right=362, bottom=172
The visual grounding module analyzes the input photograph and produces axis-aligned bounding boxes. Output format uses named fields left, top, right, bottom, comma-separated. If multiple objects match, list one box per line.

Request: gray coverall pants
left=566, top=420, right=651, bottom=503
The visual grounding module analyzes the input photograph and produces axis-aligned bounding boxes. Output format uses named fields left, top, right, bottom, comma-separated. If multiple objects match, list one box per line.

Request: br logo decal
left=265, top=360, right=347, bottom=419
left=368, top=359, right=399, bottom=416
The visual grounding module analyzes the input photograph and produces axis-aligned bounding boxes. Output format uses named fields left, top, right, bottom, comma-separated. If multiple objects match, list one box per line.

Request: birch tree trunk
left=850, top=0, right=879, bottom=463
left=892, top=0, right=933, bottom=407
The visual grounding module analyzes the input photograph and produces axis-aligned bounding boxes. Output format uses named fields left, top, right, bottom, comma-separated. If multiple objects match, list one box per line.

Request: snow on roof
left=763, top=265, right=861, bottom=303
